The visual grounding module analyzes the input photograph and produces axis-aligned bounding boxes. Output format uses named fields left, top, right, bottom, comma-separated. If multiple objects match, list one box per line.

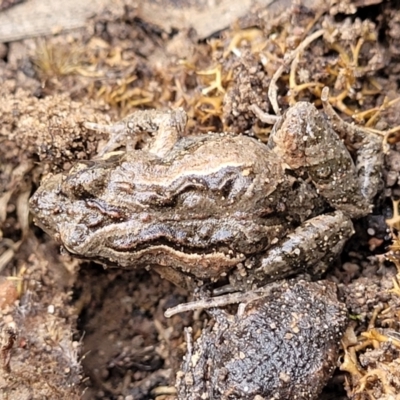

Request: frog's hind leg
left=266, top=98, right=381, bottom=218
left=229, top=210, right=354, bottom=290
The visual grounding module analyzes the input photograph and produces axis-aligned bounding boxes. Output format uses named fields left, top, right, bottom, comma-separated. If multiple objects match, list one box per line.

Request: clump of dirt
left=1, top=0, right=400, bottom=399
left=0, top=89, right=110, bottom=169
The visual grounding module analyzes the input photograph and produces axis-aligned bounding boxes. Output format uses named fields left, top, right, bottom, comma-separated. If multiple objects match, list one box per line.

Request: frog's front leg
left=84, top=108, right=187, bottom=157
left=262, top=99, right=383, bottom=218
left=230, top=210, right=354, bottom=290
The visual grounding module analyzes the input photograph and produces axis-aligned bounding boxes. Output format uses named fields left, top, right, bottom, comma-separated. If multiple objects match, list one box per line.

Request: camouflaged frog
left=29, top=93, right=383, bottom=293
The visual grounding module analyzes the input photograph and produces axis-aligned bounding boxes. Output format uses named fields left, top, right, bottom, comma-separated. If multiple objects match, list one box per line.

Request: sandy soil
left=1, top=1, right=400, bottom=399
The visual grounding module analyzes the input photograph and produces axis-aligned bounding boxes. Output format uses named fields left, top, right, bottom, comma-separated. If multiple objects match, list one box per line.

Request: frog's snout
left=29, top=174, right=66, bottom=237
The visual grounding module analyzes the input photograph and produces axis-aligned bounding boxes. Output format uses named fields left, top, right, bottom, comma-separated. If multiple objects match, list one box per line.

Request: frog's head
left=29, top=172, right=94, bottom=255
left=30, top=173, right=67, bottom=241
left=30, top=157, right=114, bottom=239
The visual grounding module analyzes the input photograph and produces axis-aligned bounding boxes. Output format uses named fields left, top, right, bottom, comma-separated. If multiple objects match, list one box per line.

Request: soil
left=1, top=0, right=400, bottom=399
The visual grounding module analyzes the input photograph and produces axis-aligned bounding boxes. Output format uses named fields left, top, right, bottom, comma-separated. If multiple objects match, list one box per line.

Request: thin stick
left=164, top=284, right=279, bottom=318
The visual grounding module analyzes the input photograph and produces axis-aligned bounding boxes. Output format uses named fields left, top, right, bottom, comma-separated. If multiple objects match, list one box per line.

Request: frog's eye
left=308, top=162, right=333, bottom=183
left=315, top=164, right=332, bottom=179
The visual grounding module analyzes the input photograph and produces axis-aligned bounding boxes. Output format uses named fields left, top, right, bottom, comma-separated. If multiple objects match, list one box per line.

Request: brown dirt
left=1, top=1, right=400, bottom=399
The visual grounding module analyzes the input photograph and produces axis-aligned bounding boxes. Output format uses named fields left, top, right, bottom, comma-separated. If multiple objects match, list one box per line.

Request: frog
left=29, top=89, right=383, bottom=296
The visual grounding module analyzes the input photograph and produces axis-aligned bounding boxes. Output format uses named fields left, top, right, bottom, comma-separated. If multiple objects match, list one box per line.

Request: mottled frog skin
left=29, top=102, right=383, bottom=290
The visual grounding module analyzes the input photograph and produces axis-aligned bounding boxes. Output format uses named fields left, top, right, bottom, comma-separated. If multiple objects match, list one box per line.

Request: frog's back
left=29, top=132, right=319, bottom=279
left=120, top=133, right=286, bottom=208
